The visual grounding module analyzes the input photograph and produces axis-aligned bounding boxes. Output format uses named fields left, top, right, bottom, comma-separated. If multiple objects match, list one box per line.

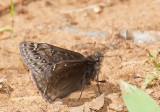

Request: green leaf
left=120, top=80, right=160, bottom=112
left=0, top=26, right=13, bottom=32
left=10, top=0, right=14, bottom=17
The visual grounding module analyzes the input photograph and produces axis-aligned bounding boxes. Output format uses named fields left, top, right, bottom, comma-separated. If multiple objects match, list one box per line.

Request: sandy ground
left=1, top=0, right=160, bottom=112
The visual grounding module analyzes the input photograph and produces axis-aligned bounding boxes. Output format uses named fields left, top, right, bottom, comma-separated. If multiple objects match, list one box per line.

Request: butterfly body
left=19, top=41, right=102, bottom=102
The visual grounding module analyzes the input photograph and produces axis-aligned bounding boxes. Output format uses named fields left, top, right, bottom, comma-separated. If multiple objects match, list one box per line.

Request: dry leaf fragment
left=69, top=94, right=104, bottom=112
left=0, top=77, right=10, bottom=96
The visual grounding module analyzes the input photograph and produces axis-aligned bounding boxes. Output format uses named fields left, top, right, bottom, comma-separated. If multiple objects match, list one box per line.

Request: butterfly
left=19, top=41, right=103, bottom=102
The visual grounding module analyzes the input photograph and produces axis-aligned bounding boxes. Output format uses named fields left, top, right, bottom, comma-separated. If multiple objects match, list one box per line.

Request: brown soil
left=0, top=0, right=160, bottom=112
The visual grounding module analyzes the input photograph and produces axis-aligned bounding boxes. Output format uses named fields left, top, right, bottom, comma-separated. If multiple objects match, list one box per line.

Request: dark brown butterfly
left=19, top=41, right=103, bottom=102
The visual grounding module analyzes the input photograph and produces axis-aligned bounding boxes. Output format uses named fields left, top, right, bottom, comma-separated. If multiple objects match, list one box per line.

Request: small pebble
left=92, top=5, right=103, bottom=13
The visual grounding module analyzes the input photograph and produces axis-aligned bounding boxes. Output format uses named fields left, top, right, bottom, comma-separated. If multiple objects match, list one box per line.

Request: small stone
left=92, top=5, right=103, bottom=13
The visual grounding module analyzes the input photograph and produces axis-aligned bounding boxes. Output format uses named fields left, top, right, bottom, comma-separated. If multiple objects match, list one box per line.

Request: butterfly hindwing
left=41, top=60, right=93, bottom=102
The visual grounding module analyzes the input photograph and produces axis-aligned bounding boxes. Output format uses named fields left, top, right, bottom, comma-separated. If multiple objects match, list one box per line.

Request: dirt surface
left=1, top=0, right=160, bottom=112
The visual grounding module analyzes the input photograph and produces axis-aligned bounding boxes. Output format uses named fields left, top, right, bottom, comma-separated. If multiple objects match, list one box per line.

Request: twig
left=59, top=2, right=106, bottom=14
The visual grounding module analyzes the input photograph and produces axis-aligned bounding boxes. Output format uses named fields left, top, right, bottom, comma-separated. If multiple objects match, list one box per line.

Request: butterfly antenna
left=78, top=75, right=86, bottom=100
left=93, top=42, right=96, bottom=53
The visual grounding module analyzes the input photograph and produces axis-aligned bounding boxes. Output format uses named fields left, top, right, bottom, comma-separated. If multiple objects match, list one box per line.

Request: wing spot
left=21, top=43, right=27, bottom=47
left=29, top=44, right=34, bottom=47
left=51, top=50, right=54, bottom=53
left=33, top=44, right=38, bottom=48
left=42, top=59, right=46, bottom=63
left=52, top=65, right=56, bottom=71
left=64, top=64, right=67, bottom=67
left=33, top=47, right=37, bottom=51
left=36, top=56, right=41, bottom=59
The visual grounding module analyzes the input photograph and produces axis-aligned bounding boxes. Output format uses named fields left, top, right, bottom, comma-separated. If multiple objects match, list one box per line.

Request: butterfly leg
left=78, top=74, right=86, bottom=100
left=96, top=72, right=101, bottom=94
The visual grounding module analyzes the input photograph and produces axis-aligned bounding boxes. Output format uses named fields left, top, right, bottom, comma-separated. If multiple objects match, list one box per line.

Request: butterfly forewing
left=20, top=42, right=85, bottom=76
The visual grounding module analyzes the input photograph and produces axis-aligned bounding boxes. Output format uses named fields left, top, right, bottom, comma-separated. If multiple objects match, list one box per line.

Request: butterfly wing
left=41, top=60, right=93, bottom=102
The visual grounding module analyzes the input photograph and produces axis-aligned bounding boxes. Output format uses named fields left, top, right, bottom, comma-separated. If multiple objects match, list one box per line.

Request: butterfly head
left=87, top=51, right=104, bottom=63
